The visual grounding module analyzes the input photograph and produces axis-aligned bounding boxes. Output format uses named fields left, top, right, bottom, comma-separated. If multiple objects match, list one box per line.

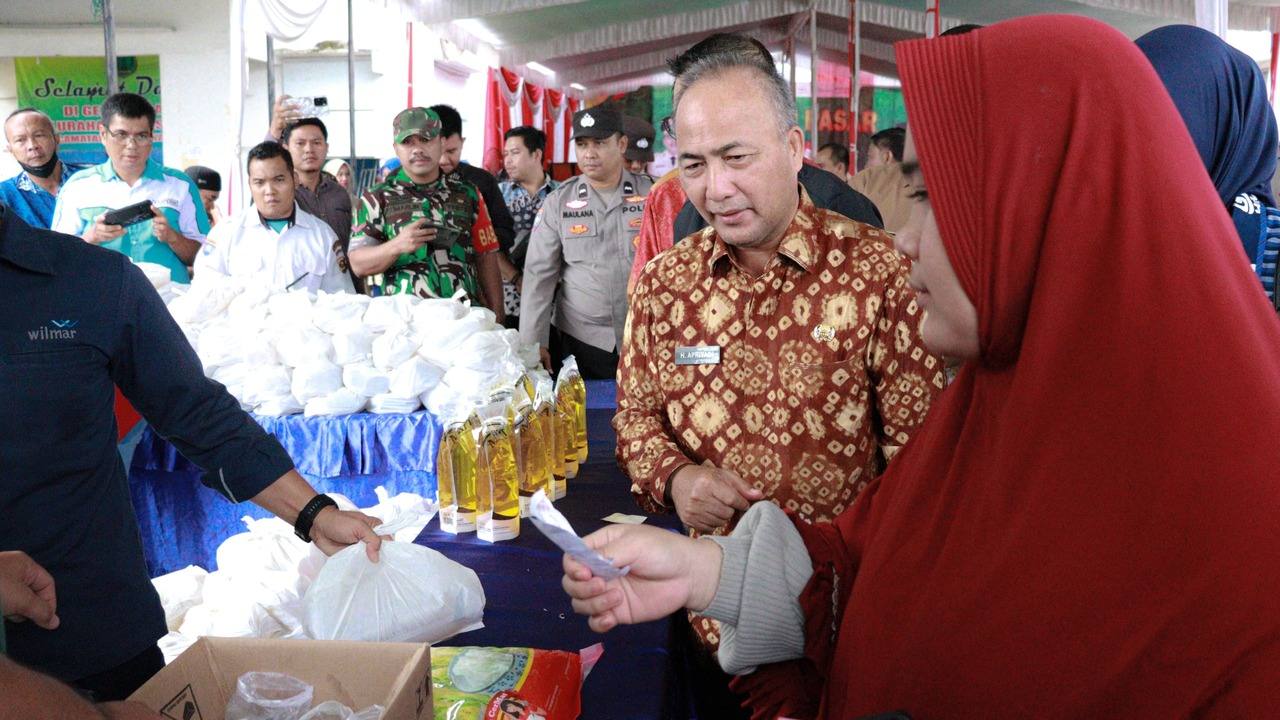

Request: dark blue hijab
left=1137, top=25, right=1278, bottom=209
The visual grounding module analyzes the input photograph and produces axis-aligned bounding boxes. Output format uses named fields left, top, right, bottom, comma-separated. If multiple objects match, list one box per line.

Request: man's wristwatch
left=294, top=494, right=338, bottom=543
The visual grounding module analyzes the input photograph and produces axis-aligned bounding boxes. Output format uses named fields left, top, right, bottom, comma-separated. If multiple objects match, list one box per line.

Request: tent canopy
left=407, top=0, right=1280, bottom=92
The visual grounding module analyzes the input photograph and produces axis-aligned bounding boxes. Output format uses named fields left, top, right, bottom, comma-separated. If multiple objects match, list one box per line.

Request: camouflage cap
left=622, top=115, right=656, bottom=162
left=393, top=107, right=442, bottom=143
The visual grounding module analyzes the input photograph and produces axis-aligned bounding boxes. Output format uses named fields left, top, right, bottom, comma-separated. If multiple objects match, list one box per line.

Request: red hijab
left=795, top=16, right=1280, bottom=718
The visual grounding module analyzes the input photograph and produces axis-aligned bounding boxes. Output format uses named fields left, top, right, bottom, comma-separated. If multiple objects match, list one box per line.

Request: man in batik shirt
left=348, top=107, right=503, bottom=319
left=499, top=125, right=560, bottom=328
left=616, top=43, right=945, bottom=714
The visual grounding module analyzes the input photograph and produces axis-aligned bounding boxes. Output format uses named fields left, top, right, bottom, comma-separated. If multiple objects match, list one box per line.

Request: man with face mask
left=0, top=108, right=83, bottom=229
left=520, top=108, right=652, bottom=378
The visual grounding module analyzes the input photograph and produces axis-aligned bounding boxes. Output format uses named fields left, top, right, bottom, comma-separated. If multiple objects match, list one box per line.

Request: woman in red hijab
left=563, top=15, right=1280, bottom=718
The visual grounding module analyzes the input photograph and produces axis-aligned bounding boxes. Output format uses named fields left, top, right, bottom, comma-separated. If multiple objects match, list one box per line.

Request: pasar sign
left=14, top=55, right=163, bottom=166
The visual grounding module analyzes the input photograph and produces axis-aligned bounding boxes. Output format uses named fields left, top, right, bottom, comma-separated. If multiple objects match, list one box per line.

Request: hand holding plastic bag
left=303, top=541, right=484, bottom=644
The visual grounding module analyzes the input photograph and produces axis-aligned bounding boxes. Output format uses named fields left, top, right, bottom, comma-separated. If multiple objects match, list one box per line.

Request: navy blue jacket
left=0, top=207, right=294, bottom=680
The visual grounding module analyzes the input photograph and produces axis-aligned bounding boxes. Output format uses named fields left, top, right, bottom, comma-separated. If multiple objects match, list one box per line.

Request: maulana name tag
left=675, top=345, right=721, bottom=366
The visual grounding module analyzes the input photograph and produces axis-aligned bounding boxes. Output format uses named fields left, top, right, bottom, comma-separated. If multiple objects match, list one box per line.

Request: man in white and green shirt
left=51, top=92, right=208, bottom=283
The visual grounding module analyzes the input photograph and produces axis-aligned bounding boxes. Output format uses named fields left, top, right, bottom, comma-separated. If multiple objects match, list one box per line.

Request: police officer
left=622, top=115, right=656, bottom=179
left=520, top=108, right=652, bottom=379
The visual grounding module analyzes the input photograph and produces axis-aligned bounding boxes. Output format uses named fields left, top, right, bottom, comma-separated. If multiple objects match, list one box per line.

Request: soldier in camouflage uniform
left=347, top=107, right=504, bottom=318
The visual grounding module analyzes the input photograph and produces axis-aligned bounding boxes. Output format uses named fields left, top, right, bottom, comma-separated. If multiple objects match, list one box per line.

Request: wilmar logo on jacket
left=28, top=319, right=78, bottom=340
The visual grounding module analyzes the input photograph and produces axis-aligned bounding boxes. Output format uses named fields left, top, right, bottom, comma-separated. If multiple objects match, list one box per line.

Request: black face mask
left=19, top=154, right=60, bottom=179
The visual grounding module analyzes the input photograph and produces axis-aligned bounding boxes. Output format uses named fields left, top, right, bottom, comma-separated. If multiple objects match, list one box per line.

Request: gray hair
left=672, top=54, right=798, bottom=138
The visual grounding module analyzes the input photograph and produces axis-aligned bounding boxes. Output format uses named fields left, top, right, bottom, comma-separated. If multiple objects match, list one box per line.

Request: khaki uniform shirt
left=850, top=161, right=913, bottom=233
left=520, top=170, right=653, bottom=353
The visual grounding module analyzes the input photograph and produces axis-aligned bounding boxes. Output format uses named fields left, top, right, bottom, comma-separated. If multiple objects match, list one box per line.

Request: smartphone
left=102, top=201, right=155, bottom=228
left=289, top=96, right=329, bottom=118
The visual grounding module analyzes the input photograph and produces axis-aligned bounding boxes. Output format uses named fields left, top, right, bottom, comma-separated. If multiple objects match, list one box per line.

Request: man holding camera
left=51, top=93, right=209, bottom=282
left=347, top=108, right=504, bottom=320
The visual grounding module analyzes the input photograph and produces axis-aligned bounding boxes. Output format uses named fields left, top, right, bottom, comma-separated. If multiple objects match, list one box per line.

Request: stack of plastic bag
left=159, top=275, right=545, bottom=418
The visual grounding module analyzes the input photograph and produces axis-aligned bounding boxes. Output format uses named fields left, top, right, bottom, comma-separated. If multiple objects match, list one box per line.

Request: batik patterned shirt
left=617, top=188, right=945, bottom=649
left=349, top=169, right=498, bottom=300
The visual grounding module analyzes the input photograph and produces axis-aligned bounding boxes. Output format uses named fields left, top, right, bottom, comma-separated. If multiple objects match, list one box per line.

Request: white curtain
left=258, top=0, right=329, bottom=42
left=1195, top=0, right=1228, bottom=37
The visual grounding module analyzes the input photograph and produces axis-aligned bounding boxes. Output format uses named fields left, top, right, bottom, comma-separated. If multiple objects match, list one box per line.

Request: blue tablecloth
left=419, top=407, right=691, bottom=720
left=129, top=410, right=442, bottom=576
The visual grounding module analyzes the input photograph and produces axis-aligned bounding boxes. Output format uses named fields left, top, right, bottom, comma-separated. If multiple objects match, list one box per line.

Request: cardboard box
left=130, top=637, right=432, bottom=720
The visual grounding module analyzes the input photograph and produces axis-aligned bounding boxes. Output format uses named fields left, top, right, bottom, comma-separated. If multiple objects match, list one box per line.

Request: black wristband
left=294, top=494, right=338, bottom=543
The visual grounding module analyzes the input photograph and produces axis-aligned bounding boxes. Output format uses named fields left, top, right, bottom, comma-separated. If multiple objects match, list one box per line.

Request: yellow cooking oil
left=475, top=413, right=520, bottom=542
left=513, top=400, right=550, bottom=517
left=438, top=414, right=477, bottom=534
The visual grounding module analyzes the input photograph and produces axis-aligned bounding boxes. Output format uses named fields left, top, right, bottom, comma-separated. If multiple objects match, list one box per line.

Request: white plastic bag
left=313, top=292, right=370, bottom=333
left=303, top=541, right=484, bottom=643
left=242, top=366, right=293, bottom=409
left=411, top=298, right=467, bottom=337
left=367, top=393, right=421, bottom=414
left=256, top=395, right=304, bottom=417
left=342, top=364, right=390, bottom=397
left=267, top=291, right=316, bottom=328
left=151, top=565, right=208, bottom=631
left=362, top=296, right=403, bottom=331
left=134, top=261, right=172, bottom=289
left=276, top=327, right=334, bottom=368
left=371, top=331, right=418, bottom=371
left=225, top=671, right=313, bottom=720
left=388, top=356, right=445, bottom=398
left=305, top=388, right=368, bottom=417
left=291, top=361, right=343, bottom=403
left=331, top=320, right=375, bottom=365
left=451, top=331, right=517, bottom=371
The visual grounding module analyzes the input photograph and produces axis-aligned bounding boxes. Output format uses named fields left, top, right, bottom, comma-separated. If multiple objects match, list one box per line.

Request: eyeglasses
left=660, top=115, right=675, bottom=140
left=106, top=130, right=154, bottom=146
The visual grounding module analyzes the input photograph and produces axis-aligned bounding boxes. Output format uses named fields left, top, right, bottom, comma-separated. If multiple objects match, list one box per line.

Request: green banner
left=14, top=55, right=163, bottom=165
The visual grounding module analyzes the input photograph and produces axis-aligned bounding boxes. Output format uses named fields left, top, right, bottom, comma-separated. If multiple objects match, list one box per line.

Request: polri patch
left=675, top=345, right=721, bottom=365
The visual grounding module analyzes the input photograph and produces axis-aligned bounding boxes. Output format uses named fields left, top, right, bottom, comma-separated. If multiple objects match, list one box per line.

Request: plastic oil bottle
left=563, top=358, right=589, bottom=465
left=513, top=397, right=550, bottom=517
left=437, top=410, right=478, bottom=534
left=555, top=372, right=580, bottom=482
left=537, top=378, right=567, bottom=500
left=474, top=404, right=520, bottom=542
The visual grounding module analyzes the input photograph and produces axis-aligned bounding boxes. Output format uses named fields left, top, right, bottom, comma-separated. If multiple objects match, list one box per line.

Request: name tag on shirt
left=675, top=345, right=721, bottom=366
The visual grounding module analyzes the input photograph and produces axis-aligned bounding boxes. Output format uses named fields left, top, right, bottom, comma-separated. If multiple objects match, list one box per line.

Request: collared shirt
left=295, top=170, right=353, bottom=272
left=520, top=170, right=654, bottom=354
left=0, top=162, right=84, bottom=229
left=51, top=159, right=210, bottom=282
left=500, top=175, right=560, bottom=247
left=618, top=188, right=945, bottom=522
left=195, top=203, right=354, bottom=294
left=349, top=168, right=499, bottom=300
left=851, top=161, right=913, bottom=233
left=0, top=207, right=294, bottom=680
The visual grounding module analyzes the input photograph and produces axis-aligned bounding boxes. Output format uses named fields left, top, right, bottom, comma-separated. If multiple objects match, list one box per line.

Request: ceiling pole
left=266, top=35, right=277, bottom=112
left=810, top=3, right=818, bottom=156
left=925, top=0, right=940, bottom=38
left=102, top=0, right=119, bottom=92
left=348, top=0, right=357, bottom=176
left=848, top=0, right=859, bottom=169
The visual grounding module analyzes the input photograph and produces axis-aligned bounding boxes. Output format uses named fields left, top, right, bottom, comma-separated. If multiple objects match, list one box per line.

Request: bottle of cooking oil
left=518, top=372, right=537, bottom=407
left=552, top=381, right=578, bottom=486
left=513, top=398, right=550, bottom=517
left=561, top=357, right=589, bottom=464
left=438, top=410, right=477, bottom=534
left=536, top=379, right=565, bottom=500
left=475, top=405, right=520, bottom=542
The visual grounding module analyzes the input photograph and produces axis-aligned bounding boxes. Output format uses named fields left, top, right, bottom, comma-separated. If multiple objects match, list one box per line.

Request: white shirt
left=194, top=204, right=354, bottom=294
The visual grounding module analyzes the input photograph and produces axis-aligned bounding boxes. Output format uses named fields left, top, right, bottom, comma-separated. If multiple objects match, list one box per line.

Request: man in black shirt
left=0, top=206, right=383, bottom=700
left=429, top=104, right=517, bottom=256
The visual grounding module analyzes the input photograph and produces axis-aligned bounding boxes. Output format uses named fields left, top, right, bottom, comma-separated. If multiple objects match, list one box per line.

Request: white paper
left=528, top=490, right=629, bottom=580
left=602, top=513, right=648, bottom=525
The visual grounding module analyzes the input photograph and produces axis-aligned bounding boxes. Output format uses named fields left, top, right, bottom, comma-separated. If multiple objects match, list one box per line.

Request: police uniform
left=520, top=109, right=653, bottom=378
